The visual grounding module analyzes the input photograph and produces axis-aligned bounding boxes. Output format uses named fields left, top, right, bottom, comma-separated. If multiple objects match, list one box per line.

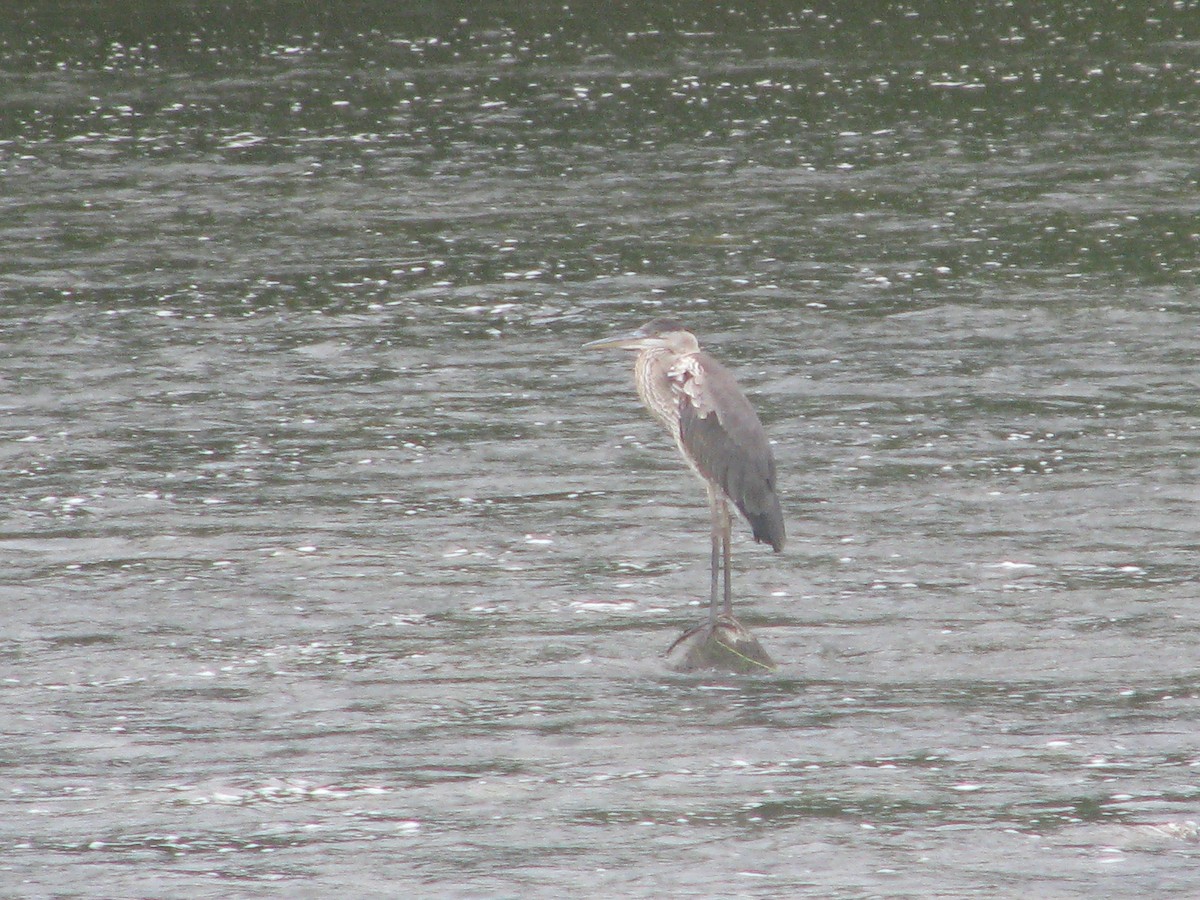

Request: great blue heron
left=584, top=318, right=784, bottom=636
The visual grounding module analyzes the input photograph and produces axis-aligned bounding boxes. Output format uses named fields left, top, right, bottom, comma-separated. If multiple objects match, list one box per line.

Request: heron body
left=584, top=318, right=784, bottom=631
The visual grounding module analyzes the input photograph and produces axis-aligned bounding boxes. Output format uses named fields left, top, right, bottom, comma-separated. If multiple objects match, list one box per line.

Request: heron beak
left=582, top=328, right=650, bottom=351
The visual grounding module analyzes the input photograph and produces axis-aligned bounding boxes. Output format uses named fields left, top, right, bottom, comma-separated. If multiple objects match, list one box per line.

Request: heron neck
left=634, top=348, right=682, bottom=441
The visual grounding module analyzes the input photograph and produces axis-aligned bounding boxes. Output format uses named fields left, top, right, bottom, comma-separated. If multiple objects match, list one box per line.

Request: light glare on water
left=2, top=4, right=1200, bottom=898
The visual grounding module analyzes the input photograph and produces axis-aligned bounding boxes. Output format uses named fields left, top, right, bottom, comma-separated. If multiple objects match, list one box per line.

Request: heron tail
left=744, top=493, right=785, bottom=552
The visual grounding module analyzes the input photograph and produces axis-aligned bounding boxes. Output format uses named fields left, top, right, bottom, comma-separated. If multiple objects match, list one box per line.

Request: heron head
left=583, top=317, right=699, bottom=353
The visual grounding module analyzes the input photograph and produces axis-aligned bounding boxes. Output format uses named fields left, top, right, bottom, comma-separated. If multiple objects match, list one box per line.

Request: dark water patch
left=4, top=5, right=1200, bottom=898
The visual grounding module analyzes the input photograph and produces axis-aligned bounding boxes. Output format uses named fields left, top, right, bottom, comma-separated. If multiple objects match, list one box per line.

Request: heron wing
left=670, top=352, right=785, bottom=551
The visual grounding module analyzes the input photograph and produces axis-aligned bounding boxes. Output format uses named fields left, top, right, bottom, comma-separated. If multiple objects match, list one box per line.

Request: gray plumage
left=584, top=317, right=784, bottom=627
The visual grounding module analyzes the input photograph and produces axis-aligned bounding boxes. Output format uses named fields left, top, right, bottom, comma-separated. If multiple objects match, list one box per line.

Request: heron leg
left=707, top=484, right=722, bottom=627
left=722, top=501, right=733, bottom=617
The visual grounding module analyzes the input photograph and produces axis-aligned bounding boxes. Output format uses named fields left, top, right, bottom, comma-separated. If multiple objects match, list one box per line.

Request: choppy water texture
left=3, top=4, right=1200, bottom=897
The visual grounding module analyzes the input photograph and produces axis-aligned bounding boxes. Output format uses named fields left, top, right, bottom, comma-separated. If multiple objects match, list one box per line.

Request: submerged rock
left=665, top=616, right=776, bottom=674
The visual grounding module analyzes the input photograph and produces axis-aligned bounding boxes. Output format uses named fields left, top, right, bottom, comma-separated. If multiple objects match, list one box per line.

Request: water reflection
left=3, top=4, right=1200, bottom=897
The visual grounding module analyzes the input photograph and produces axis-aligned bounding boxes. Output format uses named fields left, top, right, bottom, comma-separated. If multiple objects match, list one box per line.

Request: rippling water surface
left=3, top=4, right=1200, bottom=897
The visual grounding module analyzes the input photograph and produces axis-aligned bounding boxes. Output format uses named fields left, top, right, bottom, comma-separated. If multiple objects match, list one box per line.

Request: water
left=3, top=4, right=1200, bottom=897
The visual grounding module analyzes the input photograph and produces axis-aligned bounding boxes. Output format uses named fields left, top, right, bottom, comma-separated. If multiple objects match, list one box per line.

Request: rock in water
left=665, top=616, right=776, bottom=674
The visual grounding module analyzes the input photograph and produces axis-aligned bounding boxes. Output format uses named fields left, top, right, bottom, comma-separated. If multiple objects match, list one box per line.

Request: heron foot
left=665, top=614, right=776, bottom=674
